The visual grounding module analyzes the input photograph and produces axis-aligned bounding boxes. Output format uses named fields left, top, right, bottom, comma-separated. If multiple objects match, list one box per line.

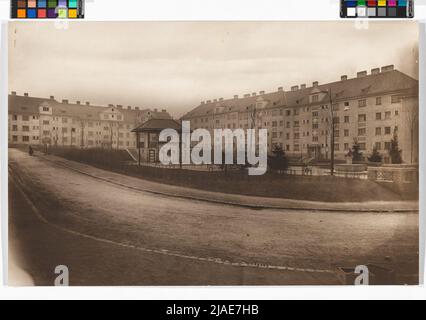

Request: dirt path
left=8, top=149, right=419, bottom=285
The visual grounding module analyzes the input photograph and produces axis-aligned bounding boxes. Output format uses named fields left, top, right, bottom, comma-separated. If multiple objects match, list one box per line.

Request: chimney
left=278, top=87, right=283, bottom=91
left=117, top=105, right=123, bottom=109
left=62, top=99, right=69, bottom=104
left=162, top=109, right=167, bottom=113
left=371, top=68, right=380, bottom=75
left=135, top=107, right=140, bottom=110
left=341, top=75, right=348, bottom=81
left=76, top=101, right=81, bottom=105
left=234, top=95, right=239, bottom=99
left=154, top=108, right=158, bottom=112
left=313, top=81, right=319, bottom=87
left=207, top=100, right=211, bottom=103
left=108, top=104, right=114, bottom=108
left=259, top=91, right=265, bottom=95
left=24, top=92, right=29, bottom=97
left=219, top=98, right=224, bottom=101
left=300, top=84, right=306, bottom=89
left=127, top=106, right=131, bottom=110
left=214, top=99, right=218, bottom=102
left=86, top=101, right=90, bottom=105
left=201, top=101, right=205, bottom=105
left=381, top=65, right=394, bottom=73
left=357, top=71, right=367, bottom=78
left=291, top=85, right=299, bottom=92
left=11, top=91, right=17, bottom=95
left=244, top=94, right=250, bottom=98
left=50, top=96, right=55, bottom=100
left=252, top=92, right=257, bottom=96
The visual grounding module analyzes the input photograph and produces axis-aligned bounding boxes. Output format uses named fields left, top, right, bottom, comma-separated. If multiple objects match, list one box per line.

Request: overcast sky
left=9, top=21, right=418, bottom=118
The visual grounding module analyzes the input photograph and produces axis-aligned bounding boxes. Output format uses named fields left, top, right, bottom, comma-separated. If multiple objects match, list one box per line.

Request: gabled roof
left=132, top=118, right=182, bottom=132
left=182, top=69, right=418, bottom=118
left=8, top=94, right=172, bottom=123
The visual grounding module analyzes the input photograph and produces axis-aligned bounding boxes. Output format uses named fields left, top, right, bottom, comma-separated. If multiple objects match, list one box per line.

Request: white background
left=0, top=0, right=425, bottom=300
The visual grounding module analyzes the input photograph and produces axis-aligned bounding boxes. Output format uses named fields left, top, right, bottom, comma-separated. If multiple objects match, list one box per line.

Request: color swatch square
left=17, top=9, right=26, bottom=18
left=38, top=9, right=47, bottom=18
left=27, top=8, right=37, bottom=18
left=58, top=8, right=68, bottom=18
left=68, top=9, right=78, bottom=18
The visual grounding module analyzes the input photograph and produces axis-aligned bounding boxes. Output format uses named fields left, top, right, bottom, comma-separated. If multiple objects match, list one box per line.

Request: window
left=358, top=99, right=367, bottom=108
left=385, top=111, right=391, bottom=120
left=286, top=122, right=291, bottom=128
left=395, top=110, right=399, bottom=116
left=62, top=128, right=68, bottom=133
left=12, top=136, right=18, bottom=142
left=312, top=112, right=319, bottom=117
left=272, top=132, right=278, bottom=138
left=334, top=130, right=340, bottom=137
left=375, top=142, right=382, bottom=150
left=313, top=136, right=319, bottom=142
left=344, top=143, right=349, bottom=150
left=358, top=128, right=366, bottom=136
left=22, top=136, right=29, bottom=142
left=332, top=103, right=339, bottom=111
left=294, top=121, right=299, bottom=127
left=385, top=142, right=391, bottom=150
left=272, top=121, right=277, bottom=127
left=294, top=144, right=300, bottom=152
left=358, top=114, right=367, bottom=122
left=344, top=129, right=349, bottom=137
left=294, top=109, right=299, bottom=116
left=385, top=127, right=391, bottom=135
left=12, top=115, right=18, bottom=121
left=22, top=115, right=29, bottom=121
left=286, top=110, right=291, bottom=116
left=376, top=113, right=382, bottom=120
left=294, top=133, right=300, bottom=139
left=375, top=127, right=382, bottom=136
left=333, top=117, right=340, bottom=124
left=344, top=116, right=350, bottom=123
left=12, top=125, right=18, bottom=131
left=312, top=123, right=319, bottom=129
left=376, top=97, right=382, bottom=105
left=344, top=102, right=349, bottom=107
left=359, top=143, right=366, bottom=151
left=42, top=107, right=49, bottom=112
left=22, top=126, right=30, bottom=132
left=43, top=120, right=50, bottom=125
left=312, top=95, right=319, bottom=102
left=62, top=117, right=68, bottom=123
left=334, top=143, right=340, bottom=151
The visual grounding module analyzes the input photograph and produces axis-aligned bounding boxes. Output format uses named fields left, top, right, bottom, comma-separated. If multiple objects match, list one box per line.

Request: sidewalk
left=40, top=154, right=418, bottom=213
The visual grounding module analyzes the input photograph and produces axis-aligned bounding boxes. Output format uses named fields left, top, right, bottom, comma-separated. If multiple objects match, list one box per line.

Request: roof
left=132, top=118, right=182, bottom=132
left=8, top=94, right=171, bottom=123
left=182, top=69, right=418, bottom=119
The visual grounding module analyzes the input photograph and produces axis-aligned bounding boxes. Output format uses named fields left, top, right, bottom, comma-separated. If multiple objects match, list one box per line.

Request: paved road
left=8, top=149, right=419, bottom=285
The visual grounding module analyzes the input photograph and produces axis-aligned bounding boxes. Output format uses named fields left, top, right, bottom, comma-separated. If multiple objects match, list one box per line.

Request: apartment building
left=8, top=93, right=172, bottom=150
left=182, top=65, right=419, bottom=164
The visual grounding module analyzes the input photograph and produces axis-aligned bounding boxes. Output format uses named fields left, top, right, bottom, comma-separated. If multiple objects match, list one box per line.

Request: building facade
left=182, top=65, right=419, bottom=164
left=8, top=93, right=172, bottom=151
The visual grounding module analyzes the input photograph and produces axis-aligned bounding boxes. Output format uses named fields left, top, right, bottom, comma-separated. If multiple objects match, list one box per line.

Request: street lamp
left=320, top=88, right=335, bottom=176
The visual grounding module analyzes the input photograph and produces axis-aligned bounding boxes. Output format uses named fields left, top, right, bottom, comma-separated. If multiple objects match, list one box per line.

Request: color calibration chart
left=341, top=0, right=414, bottom=18
left=11, top=0, right=85, bottom=19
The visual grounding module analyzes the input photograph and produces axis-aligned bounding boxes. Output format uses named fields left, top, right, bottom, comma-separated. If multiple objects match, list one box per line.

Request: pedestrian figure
left=28, top=145, right=34, bottom=156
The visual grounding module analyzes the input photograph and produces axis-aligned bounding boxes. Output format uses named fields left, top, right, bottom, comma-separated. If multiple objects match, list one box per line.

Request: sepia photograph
left=7, top=21, right=419, bottom=286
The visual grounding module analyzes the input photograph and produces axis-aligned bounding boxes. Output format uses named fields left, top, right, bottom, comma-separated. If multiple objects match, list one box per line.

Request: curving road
left=8, top=148, right=419, bottom=285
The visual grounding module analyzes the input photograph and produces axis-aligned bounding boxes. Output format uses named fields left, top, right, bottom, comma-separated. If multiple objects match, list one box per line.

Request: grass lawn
left=43, top=147, right=418, bottom=202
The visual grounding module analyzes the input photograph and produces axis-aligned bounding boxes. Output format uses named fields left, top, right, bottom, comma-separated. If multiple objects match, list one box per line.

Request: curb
left=40, top=155, right=418, bottom=213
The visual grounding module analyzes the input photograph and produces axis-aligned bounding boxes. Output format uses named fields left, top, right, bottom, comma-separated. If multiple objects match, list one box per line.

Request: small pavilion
left=131, top=118, right=182, bottom=165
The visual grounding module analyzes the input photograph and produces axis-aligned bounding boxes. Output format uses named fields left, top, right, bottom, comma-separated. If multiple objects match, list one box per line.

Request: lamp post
left=320, top=88, right=335, bottom=176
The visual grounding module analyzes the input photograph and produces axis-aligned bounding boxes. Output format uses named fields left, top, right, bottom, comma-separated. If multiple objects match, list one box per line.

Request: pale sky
left=9, top=21, right=419, bottom=118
